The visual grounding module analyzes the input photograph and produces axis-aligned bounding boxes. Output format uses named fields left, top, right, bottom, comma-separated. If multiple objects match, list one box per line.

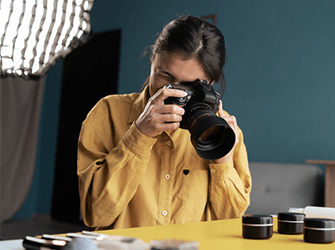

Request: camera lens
left=198, top=126, right=224, bottom=143
left=189, top=111, right=235, bottom=160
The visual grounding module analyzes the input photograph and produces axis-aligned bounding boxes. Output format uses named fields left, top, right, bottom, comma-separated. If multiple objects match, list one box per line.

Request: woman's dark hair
left=147, top=15, right=227, bottom=93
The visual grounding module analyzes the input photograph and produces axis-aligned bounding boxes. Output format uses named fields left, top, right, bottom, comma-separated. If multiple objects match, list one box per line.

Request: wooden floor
left=0, top=214, right=90, bottom=240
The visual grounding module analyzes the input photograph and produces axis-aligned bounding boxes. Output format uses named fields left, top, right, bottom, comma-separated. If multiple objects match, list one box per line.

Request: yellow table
left=96, top=217, right=334, bottom=249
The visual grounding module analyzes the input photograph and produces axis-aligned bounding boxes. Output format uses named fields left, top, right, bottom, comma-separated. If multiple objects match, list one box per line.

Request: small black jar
left=304, top=218, right=335, bottom=243
left=277, top=212, right=305, bottom=234
left=242, top=214, right=273, bottom=239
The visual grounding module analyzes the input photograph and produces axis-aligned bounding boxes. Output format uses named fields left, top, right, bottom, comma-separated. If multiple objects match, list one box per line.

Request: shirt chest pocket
left=181, top=169, right=209, bottom=224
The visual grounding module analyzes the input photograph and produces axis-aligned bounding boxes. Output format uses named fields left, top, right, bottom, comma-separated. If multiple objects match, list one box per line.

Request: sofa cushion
left=245, top=162, right=323, bottom=215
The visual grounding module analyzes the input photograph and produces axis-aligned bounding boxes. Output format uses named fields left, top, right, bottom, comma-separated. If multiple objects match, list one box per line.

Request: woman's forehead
left=153, top=51, right=209, bottom=82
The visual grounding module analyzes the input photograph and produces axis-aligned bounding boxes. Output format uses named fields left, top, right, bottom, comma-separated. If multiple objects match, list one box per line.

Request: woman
left=77, top=15, right=251, bottom=229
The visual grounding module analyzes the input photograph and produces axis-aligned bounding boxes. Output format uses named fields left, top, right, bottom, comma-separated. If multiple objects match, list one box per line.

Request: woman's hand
left=135, top=87, right=187, bottom=137
left=213, top=101, right=240, bottom=164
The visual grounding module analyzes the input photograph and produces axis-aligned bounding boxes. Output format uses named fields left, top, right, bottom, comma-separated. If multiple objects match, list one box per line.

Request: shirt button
left=166, top=141, right=172, bottom=146
left=164, top=174, right=171, bottom=180
left=162, top=210, right=168, bottom=216
left=211, top=168, right=216, bottom=173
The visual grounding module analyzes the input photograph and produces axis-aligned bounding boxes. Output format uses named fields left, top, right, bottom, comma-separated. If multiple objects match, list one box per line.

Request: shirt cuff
left=209, top=160, right=234, bottom=181
left=122, top=122, right=157, bottom=159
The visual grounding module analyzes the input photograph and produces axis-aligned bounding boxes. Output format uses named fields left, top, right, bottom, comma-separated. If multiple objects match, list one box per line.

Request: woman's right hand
left=135, top=87, right=187, bottom=137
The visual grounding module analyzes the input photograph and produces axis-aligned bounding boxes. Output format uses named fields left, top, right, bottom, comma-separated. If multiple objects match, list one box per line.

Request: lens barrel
left=188, top=109, right=236, bottom=160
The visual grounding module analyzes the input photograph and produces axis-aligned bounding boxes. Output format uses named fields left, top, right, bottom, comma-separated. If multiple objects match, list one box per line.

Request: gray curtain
left=0, top=76, right=45, bottom=223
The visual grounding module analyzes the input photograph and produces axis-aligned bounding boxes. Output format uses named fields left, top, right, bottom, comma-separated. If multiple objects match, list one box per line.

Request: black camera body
left=164, top=79, right=220, bottom=129
left=164, top=79, right=236, bottom=160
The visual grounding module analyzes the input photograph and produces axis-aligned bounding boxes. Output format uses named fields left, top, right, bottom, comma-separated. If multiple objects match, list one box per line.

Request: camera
left=164, top=79, right=236, bottom=160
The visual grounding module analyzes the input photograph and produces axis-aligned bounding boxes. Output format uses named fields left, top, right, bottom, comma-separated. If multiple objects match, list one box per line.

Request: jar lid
left=242, top=214, right=273, bottom=225
left=304, top=218, right=335, bottom=229
left=278, top=212, right=305, bottom=222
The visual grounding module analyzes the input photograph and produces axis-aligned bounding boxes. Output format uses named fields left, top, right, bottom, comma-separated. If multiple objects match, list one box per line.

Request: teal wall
left=13, top=0, right=335, bottom=219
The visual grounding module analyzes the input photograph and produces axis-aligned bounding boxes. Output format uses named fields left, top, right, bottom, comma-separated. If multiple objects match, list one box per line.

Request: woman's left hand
left=213, top=101, right=239, bottom=164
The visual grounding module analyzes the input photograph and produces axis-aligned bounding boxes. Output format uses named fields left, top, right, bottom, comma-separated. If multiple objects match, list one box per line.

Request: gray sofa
left=245, top=162, right=323, bottom=215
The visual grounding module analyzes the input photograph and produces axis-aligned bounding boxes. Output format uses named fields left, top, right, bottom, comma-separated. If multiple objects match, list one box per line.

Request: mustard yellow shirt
left=77, top=86, right=251, bottom=229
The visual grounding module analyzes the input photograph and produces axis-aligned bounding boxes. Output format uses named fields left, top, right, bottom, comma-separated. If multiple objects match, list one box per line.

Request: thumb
left=218, top=100, right=225, bottom=117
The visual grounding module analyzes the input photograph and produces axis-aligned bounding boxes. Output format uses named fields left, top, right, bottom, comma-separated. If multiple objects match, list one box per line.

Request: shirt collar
left=127, top=84, right=150, bottom=123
